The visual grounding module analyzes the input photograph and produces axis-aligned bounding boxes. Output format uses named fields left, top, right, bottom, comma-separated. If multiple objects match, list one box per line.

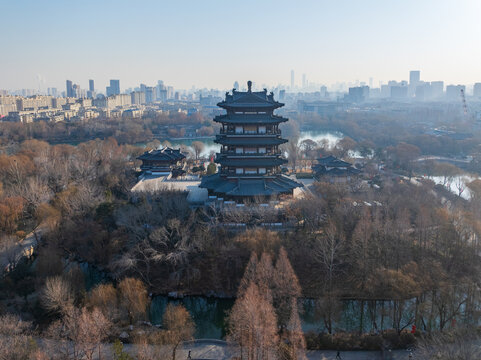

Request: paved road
left=0, top=226, right=44, bottom=274
left=38, top=337, right=413, bottom=359
left=174, top=340, right=412, bottom=360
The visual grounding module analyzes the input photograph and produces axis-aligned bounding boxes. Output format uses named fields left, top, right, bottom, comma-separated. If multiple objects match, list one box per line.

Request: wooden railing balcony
left=216, top=151, right=281, bottom=157
left=219, top=129, right=281, bottom=135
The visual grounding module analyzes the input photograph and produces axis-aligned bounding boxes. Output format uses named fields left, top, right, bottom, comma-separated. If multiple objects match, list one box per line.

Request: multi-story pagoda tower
left=200, top=81, right=302, bottom=200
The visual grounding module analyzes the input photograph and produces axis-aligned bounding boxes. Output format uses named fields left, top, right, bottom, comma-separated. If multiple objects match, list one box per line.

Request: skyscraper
left=409, top=71, right=420, bottom=97
left=409, top=70, right=420, bottom=85
left=66, top=80, right=73, bottom=97
left=233, top=81, right=239, bottom=90
left=290, top=70, right=295, bottom=90
left=430, top=81, right=444, bottom=98
left=107, top=79, right=120, bottom=96
left=302, top=74, right=307, bottom=89
left=145, top=87, right=156, bottom=103
left=89, top=79, right=95, bottom=92
left=473, top=83, right=481, bottom=98
left=446, top=85, right=465, bottom=100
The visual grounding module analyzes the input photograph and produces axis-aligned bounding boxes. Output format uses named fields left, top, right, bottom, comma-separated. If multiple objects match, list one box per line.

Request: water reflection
left=149, top=296, right=421, bottom=339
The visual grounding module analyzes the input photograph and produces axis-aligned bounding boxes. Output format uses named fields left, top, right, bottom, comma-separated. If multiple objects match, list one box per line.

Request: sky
left=2, top=0, right=481, bottom=92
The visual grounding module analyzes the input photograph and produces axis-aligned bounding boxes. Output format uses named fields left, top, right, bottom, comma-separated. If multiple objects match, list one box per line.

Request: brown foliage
left=88, top=283, right=119, bottom=321
left=162, top=303, right=195, bottom=360
left=118, top=277, right=150, bottom=324
left=0, top=196, right=24, bottom=233
left=228, top=283, right=279, bottom=360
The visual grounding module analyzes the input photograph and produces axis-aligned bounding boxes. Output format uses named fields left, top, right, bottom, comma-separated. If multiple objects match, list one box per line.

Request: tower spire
left=247, top=80, right=252, bottom=92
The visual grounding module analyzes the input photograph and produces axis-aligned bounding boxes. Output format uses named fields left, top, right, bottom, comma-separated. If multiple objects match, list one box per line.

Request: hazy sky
left=2, top=0, right=481, bottom=91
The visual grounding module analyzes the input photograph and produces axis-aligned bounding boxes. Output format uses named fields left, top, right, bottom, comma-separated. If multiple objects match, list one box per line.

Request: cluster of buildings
left=0, top=78, right=224, bottom=123
left=344, top=71, right=480, bottom=103
left=4, top=70, right=481, bottom=123
left=1, top=77, right=241, bottom=123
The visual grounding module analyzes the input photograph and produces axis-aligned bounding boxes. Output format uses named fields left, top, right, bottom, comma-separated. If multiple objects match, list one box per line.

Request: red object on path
left=411, top=325, right=416, bottom=333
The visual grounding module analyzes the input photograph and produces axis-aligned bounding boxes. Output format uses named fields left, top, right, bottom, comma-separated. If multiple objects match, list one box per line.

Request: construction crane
left=460, top=88, right=468, bottom=115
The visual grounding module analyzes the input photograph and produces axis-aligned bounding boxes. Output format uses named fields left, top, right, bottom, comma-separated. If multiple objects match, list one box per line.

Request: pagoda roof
left=214, top=136, right=288, bottom=146
left=315, top=155, right=352, bottom=168
left=213, top=114, right=288, bottom=124
left=218, top=81, right=283, bottom=110
left=137, top=147, right=186, bottom=162
left=315, top=167, right=361, bottom=176
left=200, top=173, right=302, bottom=197
left=216, top=157, right=287, bottom=167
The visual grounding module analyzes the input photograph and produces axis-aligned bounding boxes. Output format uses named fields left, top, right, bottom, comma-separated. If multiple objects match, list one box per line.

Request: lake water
left=148, top=296, right=420, bottom=339
left=423, top=175, right=478, bottom=200
left=165, top=130, right=344, bottom=159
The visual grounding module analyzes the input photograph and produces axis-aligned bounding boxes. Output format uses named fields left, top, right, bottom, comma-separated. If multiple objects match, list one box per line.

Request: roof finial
left=247, top=80, right=252, bottom=92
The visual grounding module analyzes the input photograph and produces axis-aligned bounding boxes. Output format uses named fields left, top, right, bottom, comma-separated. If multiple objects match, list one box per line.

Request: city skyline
left=2, top=0, right=481, bottom=91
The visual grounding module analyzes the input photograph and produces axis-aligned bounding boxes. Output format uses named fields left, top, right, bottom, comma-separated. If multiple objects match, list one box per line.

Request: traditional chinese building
left=200, top=81, right=302, bottom=200
left=312, top=155, right=361, bottom=182
left=137, top=147, right=186, bottom=177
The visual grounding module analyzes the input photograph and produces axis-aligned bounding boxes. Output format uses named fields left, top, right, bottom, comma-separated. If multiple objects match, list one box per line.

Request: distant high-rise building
left=415, top=83, right=432, bottom=101
left=131, top=91, right=146, bottom=105
left=279, top=89, right=286, bottom=101
left=409, top=70, right=421, bottom=97
left=473, top=83, right=481, bottom=98
left=66, top=80, right=73, bottom=97
left=158, top=89, right=167, bottom=102
left=167, top=86, right=174, bottom=99
left=302, top=74, right=307, bottom=89
left=72, top=84, right=80, bottom=98
left=347, top=86, right=369, bottom=102
left=391, top=85, right=408, bottom=99
left=320, top=86, right=327, bottom=97
left=430, top=81, right=444, bottom=98
left=409, top=70, right=420, bottom=85
left=156, top=80, right=165, bottom=100
left=89, top=79, right=95, bottom=92
left=107, top=79, right=120, bottom=96
left=233, top=81, right=239, bottom=90
left=446, top=85, right=465, bottom=101
left=47, top=87, right=58, bottom=97
left=369, top=77, right=373, bottom=88
left=290, top=70, right=295, bottom=90
left=145, top=87, right=156, bottom=103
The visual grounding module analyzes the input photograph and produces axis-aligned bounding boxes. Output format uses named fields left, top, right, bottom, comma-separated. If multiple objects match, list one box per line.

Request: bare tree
left=285, top=138, right=300, bottom=171
left=238, top=252, right=258, bottom=297
left=41, top=276, right=74, bottom=315
left=46, top=306, right=111, bottom=360
left=285, top=299, right=307, bottom=360
left=191, top=141, right=205, bottom=162
left=272, top=247, right=302, bottom=328
left=88, top=283, right=120, bottom=322
left=118, top=277, right=150, bottom=324
left=228, top=283, right=279, bottom=360
left=0, top=314, right=36, bottom=360
left=415, top=329, right=481, bottom=359
left=312, top=220, right=344, bottom=333
left=162, top=303, right=195, bottom=360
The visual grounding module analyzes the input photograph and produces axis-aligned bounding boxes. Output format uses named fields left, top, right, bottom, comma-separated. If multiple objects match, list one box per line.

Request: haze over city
left=3, top=0, right=481, bottom=91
